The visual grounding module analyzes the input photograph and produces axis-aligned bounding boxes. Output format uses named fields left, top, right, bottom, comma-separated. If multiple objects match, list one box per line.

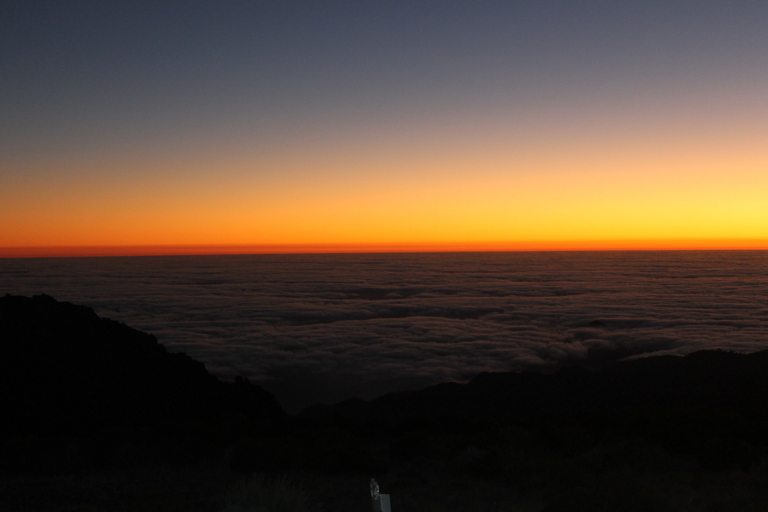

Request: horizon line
left=2, top=239, right=768, bottom=258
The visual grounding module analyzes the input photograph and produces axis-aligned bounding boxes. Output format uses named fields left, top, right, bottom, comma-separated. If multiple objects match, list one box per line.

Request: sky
left=2, top=1, right=767, bottom=256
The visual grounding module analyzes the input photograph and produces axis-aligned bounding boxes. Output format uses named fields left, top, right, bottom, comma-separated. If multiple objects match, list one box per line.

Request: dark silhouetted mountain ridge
left=302, top=348, right=768, bottom=422
left=0, top=294, right=284, bottom=439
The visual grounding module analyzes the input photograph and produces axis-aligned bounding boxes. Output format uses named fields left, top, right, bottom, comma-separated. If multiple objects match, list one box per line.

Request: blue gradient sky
left=2, top=1, right=767, bottom=253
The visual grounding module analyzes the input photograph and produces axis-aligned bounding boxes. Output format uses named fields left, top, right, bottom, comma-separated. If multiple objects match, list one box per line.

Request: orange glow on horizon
left=3, top=104, right=766, bottom=254
left=4, top=3, right=768, bottom=264
left=2, top=239, right=767, bottom=258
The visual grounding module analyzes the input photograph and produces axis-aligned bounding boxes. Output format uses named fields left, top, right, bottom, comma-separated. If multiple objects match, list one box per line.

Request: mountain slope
left=0, top=294, right=284, bottom=438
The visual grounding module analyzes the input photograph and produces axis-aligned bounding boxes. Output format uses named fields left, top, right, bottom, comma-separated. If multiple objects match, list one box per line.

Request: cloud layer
left=3, top=251, right=767, bottom=412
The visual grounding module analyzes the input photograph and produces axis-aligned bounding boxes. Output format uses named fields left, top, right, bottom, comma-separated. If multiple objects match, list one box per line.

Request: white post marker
left=370, top=478, right=391, bottom=512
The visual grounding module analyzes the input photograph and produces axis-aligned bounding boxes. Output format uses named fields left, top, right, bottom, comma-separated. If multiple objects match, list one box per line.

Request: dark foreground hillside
left=304, top=346, right=768, bottom=475
left=0, top=294, right=283, bottom=437
left=0, top=294, right=287, bottom=511
left=2, top=294, right=768, bottom=511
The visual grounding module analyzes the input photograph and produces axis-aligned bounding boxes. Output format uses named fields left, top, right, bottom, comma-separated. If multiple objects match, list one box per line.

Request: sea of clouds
left=2, top=251, right=767, bottom=413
